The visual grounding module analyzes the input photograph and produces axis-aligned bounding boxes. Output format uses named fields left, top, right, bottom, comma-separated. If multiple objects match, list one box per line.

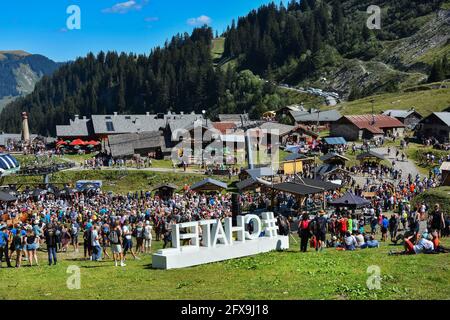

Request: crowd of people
left=294, top=174, right=449, bottom=254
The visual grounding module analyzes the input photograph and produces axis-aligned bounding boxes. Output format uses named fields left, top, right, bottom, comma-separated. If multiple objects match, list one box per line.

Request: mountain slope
left=0, top=51, right=60, bottom=111
left=324, top=82, right=450, bottom=116
left=1, top=0, right=449, bottom=135
left=220, top=0, right=450, bottom=98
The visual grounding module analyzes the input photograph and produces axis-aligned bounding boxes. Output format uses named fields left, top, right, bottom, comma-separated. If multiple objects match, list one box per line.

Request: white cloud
left=187, top=15, right=212, bottom=26
left=102, top=0, right=148, bottom=14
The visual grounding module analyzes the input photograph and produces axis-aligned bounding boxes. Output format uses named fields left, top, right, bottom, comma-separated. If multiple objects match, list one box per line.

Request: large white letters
left=152, top=213, right=289, bottom=269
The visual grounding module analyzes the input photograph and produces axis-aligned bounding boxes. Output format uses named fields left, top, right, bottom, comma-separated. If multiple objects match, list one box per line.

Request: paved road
left=372, top=147, right=420, bottom=179
left=371, top=147, right=421, bottom=179
left=350, top=145, right=421, bottom=187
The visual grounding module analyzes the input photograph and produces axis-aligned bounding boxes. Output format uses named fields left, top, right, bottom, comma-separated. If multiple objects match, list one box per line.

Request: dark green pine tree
left=428, top=60, right=445, bottom=83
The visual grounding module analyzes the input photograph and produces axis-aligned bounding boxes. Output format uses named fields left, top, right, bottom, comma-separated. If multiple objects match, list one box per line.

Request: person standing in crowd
left=109, top=223, right=125, bottom=267
left=83, top=224, right=93, bottom=260
left=135, top=221, right=145, bottom=254
left=430, top=204, right=445, bottom=238
left=13, top=229, right=25, bottom=268
left=381, top=215, right=389, bottom=242
left=122, top=220, right=140, bottom=260
left=44, top=223, right=58, bottom=266
left=71, top=221, right=80, bottom=253
left=60, top=224, right=72, bottom=253
left=0, top=225, right=12, bottom=268
left=298, top=212, right=310, bottom=253
left=389, top=214, right=399, bottom=241
left=91, top=225, right=102, bottom=261
left=144, top=221, right=153, bottom=254
left=24, top=228, right=39, bottom=266
left=101, top=223, right=111, bottom=259
left=162, top=218, right=174, bottom=249
left=314, top=211, right=327, bottom=252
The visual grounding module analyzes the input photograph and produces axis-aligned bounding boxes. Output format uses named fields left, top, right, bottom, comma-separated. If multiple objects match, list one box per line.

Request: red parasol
left=86, top=140, right=100, bottom=146
left=56, top=140, right=67, bottom=146
left=70, top=139, right=87, bottom=146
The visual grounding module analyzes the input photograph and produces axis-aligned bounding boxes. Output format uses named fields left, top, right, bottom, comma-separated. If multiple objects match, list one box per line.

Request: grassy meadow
left=327, top=83, right=450, bottom=116
left=0, top=236, right=448, bottom=300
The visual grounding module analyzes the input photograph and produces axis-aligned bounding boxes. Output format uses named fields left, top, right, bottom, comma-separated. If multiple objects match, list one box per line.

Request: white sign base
left=152, top=235, right=289, bottom=270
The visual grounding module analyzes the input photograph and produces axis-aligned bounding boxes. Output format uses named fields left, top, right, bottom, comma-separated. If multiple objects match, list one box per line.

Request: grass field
left=328, top=84, right=450, bottom=116
left=211, top=37, right=225, bottom=61
left=3, top=169, right=237, bottom=194
left=0, top=236, right=448, bottom=300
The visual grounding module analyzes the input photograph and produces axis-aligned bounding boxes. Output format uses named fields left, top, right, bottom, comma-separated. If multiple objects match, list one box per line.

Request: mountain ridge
left=1, top=0, right=449, bottom=135
left=0, top=51, right=61, bottom=111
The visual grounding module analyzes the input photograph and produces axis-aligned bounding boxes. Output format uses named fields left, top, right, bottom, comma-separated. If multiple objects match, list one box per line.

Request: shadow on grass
left=81, top=265, right=111, bottom=269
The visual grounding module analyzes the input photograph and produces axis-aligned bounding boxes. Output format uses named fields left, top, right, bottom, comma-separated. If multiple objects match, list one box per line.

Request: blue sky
left=0, top=0, right=282, bottom=62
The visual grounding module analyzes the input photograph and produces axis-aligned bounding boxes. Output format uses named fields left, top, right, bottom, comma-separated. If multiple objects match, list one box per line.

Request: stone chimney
left=21, top=112, right=30, bottom=142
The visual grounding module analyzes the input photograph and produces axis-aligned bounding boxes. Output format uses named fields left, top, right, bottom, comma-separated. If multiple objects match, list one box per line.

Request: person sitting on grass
left=361, top=235, right=379, bottom=249
left=344, top=231, right=357, bottom=251
left=355, top=230, right=365, bottom=248
left=327, top=236, right=340, bottom=248
left=389, top=233, right=434, bottom=255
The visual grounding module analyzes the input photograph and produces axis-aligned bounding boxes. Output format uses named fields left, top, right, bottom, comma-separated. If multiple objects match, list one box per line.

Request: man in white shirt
left=91, top=225, right=102, bottom=261
left=144, top=221, right=153, bottom=254
left=404, top=234, right=434, bottom=254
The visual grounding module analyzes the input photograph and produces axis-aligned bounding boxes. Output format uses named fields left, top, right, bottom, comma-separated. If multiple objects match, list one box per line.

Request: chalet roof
left=245, top=167, right=276, bottom=179
left=284, top=153, right=308, bottom=161
left=56, top=117, right=91, bottom=137
left=259, top=122, right=296, bottom=136
left=329, top=192, right=371, bottom=208
left=342, top=115, right=405, bottom=132
left=294, top=176, right=341, bottom=190
left=323, top=137, right=347, bottom=145
left=290, top=109, right=341, bottom=123
left=0, top=133, right=39, bottom=145
left=108, top=131, right=164, bottom=157
left=440, top=162, right=450, bottom=171
left=57, top=113, right=208, bottom=137
left=236, top=177, right=271, bottom=191
left=151, top=183, right=178, bottom=191
left=218, top=114, right=249, bottom=124
left=315, top=164, right=351, bottom=177
left=190, top=178, right=228, bottom=192
left=423, top=112, right=450, bottom=127
left=212, top=122, right=237, bottom=134
left=91, top=114, right=166, bottom=135
left=382, top=109, right=422, bottom=119
left=356, top=150, right=386, bottom=161
left=272, top=182, right=324, bottom=196
left=319, top=152, right=350, bottom=163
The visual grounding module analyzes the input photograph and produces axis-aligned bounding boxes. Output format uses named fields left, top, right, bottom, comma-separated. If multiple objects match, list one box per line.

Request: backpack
left=318, top=217, right=327, bottom=233
left=84, top=230, right=92, bottom=242
left=108, top=229, right=120, bottom=244
left=13, top=235, right=21, bottom=247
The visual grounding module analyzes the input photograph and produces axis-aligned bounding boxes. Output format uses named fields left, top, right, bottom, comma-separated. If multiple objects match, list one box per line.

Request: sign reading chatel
left=152, top=212, right=289, bottom=269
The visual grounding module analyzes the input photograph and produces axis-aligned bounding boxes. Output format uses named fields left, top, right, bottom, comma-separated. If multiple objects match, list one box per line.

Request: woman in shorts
left=24, top=229, right=39, bottom=266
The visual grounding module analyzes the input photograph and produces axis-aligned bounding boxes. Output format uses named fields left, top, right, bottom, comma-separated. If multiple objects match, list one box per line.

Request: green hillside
left=328, top=82, right=450, bottom=115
